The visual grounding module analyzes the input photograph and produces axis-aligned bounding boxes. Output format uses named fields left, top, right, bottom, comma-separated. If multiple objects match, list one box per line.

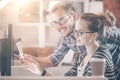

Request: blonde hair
left=49, top=1, right=75, bottom=14
left=98, top=10, right=116, bottom=37
left=99, top=10, right=116, bottom=27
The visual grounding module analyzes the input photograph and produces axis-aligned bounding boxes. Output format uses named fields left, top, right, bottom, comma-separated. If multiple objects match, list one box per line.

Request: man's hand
left=21, top=54, right=43, bottom=75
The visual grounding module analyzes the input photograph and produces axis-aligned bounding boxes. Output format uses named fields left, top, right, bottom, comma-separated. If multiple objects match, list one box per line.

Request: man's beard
left=66, top=17, right=75, bottom=36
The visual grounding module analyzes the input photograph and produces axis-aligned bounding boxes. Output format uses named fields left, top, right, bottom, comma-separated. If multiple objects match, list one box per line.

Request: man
left=23, top=1, right=86, bottom=75
left=23, top=1, right=120, bottom=78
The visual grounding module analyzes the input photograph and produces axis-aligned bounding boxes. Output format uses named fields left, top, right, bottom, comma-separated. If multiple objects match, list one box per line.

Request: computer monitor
left=0, top=24, right=13, bottom=76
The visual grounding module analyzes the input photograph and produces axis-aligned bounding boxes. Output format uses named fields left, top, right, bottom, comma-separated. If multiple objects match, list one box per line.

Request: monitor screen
left=0, top=24, right=13, bottom=76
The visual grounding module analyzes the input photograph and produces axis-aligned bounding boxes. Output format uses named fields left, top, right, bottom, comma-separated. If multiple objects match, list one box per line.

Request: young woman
left=65, top=13, right=116, bottom=80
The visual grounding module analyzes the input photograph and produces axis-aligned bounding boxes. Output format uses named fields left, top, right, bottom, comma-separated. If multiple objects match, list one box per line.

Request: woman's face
left=76, top=19, right=94, bottom=46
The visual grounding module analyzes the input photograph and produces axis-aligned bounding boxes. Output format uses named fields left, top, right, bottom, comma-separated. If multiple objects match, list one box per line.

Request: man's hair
left=50, top=2, right=75, bottom=14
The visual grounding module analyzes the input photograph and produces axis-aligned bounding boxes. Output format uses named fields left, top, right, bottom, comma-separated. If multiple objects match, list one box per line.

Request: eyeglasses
left=51, top=14, right=72, bottom=27
left=76, top=30, right=95, bottom=36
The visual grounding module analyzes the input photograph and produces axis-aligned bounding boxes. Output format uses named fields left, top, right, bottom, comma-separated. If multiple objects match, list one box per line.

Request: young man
left=23, top=1, right=86, bottom=73
left=23, top=1, right=120, bottom=78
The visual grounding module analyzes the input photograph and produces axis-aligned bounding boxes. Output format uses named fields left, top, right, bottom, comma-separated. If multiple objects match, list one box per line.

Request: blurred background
left=0, top=0, right=120, bottom=47
left=0, top=0, right=120, bottom=59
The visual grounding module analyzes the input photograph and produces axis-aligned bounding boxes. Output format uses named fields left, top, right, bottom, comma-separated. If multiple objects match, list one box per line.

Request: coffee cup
left=90, top=58, right=105, bottom=77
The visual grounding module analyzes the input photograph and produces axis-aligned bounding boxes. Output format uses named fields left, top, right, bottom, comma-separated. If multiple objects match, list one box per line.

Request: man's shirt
left=49, top=30, right=86, bottom=66
left=104, top=26, right=120, bottom=79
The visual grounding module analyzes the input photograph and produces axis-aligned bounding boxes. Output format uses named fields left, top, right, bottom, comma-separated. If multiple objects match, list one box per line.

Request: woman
left=65, top=13, right=115, bottom=80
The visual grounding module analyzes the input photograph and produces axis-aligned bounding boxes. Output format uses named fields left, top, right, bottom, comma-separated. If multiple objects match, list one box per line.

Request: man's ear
left=72, top=12, right=77, bottom=22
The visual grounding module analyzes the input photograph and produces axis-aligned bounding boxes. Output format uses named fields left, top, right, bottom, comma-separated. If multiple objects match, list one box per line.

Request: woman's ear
left=92, top=32, right=98, bottom=40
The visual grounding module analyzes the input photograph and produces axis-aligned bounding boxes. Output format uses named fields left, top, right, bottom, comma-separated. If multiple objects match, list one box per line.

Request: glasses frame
left=76, top=30, right=95, bottom=36
left=50, top=14, right=72, bottom=27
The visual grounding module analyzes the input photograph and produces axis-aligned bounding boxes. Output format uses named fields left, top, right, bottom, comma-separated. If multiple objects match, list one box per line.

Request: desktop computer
left=0, top=24, right=13, bottom=76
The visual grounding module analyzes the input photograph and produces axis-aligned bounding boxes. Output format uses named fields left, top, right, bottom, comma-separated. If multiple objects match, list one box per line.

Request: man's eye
left=53, top=21, right=58, bottom=24
left=58, top=17, right=64, bottom=22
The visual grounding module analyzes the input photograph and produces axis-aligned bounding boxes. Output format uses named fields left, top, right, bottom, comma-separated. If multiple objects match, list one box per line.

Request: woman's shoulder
left=93, top=46, right=112, bottom=59
left=97, top=46, right=110, bottom=53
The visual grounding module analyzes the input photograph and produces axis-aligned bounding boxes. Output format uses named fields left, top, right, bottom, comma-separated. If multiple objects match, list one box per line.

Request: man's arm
left=33, top=57, right=54, bottom=68
left=33, top=37, right=70, bottom=68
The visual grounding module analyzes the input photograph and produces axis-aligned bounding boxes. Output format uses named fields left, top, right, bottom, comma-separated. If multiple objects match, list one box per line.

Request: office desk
left=0, top=66, right=108, bottom=80
left=0, top=76, right=108, bottom=80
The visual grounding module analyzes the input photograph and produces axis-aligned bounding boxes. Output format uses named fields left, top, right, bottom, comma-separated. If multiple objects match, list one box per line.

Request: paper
left=77, top=66, right=84, bottom=77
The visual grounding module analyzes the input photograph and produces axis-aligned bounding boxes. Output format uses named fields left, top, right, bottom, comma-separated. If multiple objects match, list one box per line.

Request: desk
left=0, top=66, right=108, bottom=80
left=0, top=76, right=108, bottom=80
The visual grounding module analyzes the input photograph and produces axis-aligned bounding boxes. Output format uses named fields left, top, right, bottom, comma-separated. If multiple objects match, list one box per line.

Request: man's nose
left=57, top=23, right=64, bottom=29
left=74, top=31, right=79, bottom=38
left=76, top=36, right=81, bottom=42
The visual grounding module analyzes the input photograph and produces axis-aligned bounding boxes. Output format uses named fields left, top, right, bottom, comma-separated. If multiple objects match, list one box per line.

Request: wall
left=0, top=0, right=105, bottom=47
left=0, top=0, right=58, bottom=47
left=0, top=4, right=40, bottom=47
left=13, top=24, right=39, bottom=47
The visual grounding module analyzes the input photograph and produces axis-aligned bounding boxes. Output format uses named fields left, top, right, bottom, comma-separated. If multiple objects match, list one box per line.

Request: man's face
left=50, top=7, right=75, bottom=37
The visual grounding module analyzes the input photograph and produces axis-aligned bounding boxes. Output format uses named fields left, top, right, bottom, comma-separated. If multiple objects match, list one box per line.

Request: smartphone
left=16, top=41, right=24, bottom=59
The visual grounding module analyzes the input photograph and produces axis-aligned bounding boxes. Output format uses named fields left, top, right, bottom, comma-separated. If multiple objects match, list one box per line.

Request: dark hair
left=78, top=12, right=116, bottom=44
left=80, top=13, right=102, bottom=33
left=80, top=12, right=115, bottom=38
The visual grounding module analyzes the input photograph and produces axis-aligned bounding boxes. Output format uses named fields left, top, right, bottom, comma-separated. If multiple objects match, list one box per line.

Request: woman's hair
left=99, top=10, right=116, bottom=27
left=80, top=13, right=102, bottom=33
left=79, top=11, right=116, bottom=38
left=98, top=10, right=116, bottom=37
left=78, top=12, right=116, bottom=44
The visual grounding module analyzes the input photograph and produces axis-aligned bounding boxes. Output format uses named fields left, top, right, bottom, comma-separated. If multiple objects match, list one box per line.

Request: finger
left=21, top=63, right=30, bottom=68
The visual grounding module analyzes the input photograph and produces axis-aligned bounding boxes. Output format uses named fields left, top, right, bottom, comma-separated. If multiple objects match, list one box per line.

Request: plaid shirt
left=104, top=26, right=120, bottom=79
left=49, top=29, right=86, bottom=66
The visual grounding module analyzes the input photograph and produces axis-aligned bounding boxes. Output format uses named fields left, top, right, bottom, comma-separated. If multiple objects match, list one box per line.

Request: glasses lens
left=79, top=32, right=83, bottom=36
left=50, top=15, right=71, bottom=27
left=77, top=31, right=94, bottom=36
left=51, top=21, right=57, bottom=27
left=76, top=30, right=84, bottom=36
left=60, top=15, right=70, bottom=24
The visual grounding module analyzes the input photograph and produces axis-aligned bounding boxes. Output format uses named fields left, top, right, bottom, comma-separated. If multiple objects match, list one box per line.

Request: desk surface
left=0, top=76, right=108, bottom=80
